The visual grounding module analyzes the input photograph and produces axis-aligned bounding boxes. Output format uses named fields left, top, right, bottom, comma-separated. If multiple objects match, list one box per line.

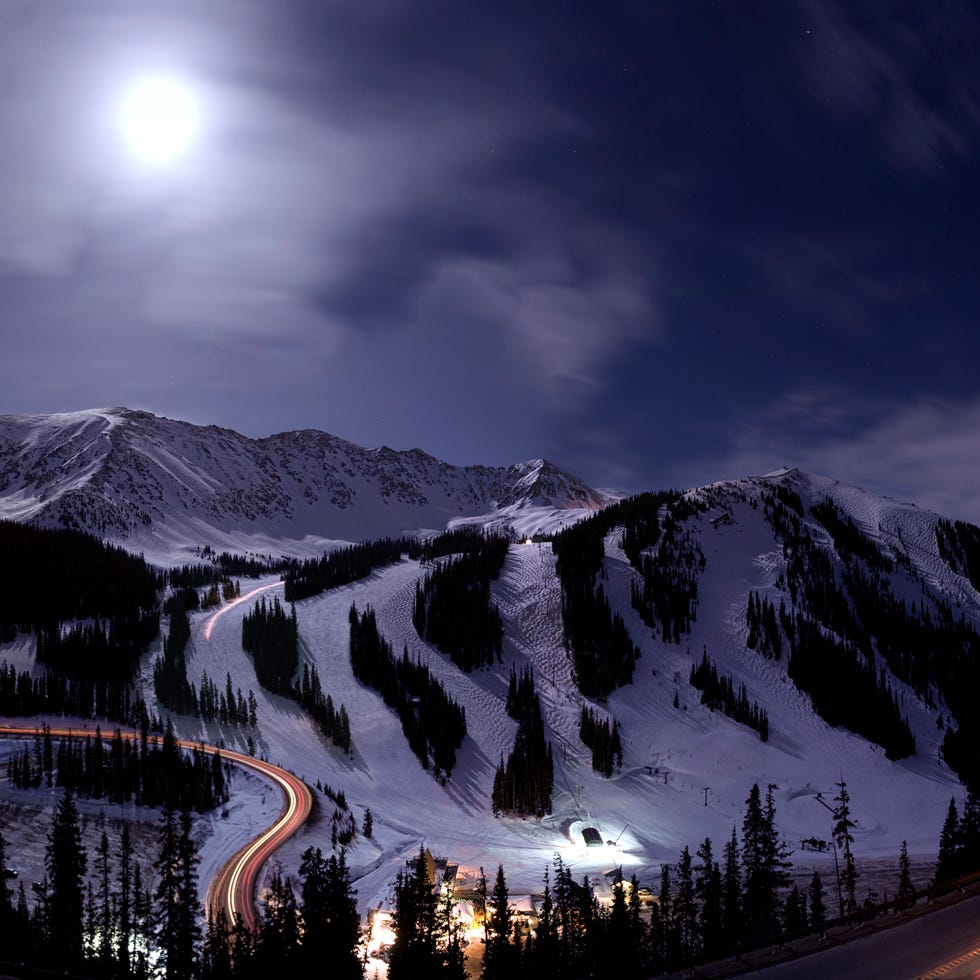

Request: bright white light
left=119, top=76, right=199, bottom=163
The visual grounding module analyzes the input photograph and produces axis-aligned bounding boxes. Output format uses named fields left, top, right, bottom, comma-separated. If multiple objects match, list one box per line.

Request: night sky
left=3, top=2, right=980, bottom=519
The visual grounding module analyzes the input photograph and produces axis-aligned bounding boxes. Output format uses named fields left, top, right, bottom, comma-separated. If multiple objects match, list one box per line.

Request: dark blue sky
left=3, top=1, right=980, bottom=518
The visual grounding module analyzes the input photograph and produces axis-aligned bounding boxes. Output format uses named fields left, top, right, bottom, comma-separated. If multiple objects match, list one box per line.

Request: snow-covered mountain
left=0, top=408, right=612, bottom=561
left=131, top=466, right=980, bottom=901
left=2, top=415, right=978, bottom=922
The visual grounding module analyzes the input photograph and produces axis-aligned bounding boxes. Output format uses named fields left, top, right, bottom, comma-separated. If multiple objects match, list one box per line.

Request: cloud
left=748, top=233, right=924, bottom=332
left=798, top=0, right=980, bottom=177
left=703, top=389, right=980, bottom=523
left=0, top=0, right=661, bottom=420
left=416, top=209, right=656, bottom=396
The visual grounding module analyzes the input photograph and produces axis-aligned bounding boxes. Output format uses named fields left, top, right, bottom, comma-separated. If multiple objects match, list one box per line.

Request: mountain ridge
left=2, top=414, right=980, bottom=920
left=0, top=408, right=613, bottom=561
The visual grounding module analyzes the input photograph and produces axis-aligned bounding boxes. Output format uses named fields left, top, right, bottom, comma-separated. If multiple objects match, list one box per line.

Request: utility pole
left=703, top=786, right=710, bottom=806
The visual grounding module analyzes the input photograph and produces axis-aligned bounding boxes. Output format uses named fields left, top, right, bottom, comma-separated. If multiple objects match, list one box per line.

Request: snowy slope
left=0, top=408, right=612, bottom=564
left=2, top=463, right=976, bottom=925
left=118, top=468, right=972, bottom=912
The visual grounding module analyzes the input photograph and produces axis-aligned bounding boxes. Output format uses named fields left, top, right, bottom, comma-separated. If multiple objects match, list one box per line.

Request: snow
left=0, top=408, right=613, bottom=565
left=0, top=465, right=972, bottom=931
left=0, top=740, right=279, bottom=911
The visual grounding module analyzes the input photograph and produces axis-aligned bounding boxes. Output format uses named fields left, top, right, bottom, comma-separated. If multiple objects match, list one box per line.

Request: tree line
left=412, top=535, right=509, bottom=672
left=167, top=549, right=288, bottom=590
left=154, top=590, right=258, bottom=730
left=627, top=497, right=707, bottom=645
left=35, top=607, right=160, bottom=686
left=552, top=491, right=708, bottom=699
left=745, top=591, right=782, bottom=659
left=6, top=722, right=229, bottom=814
left=295, top=662, right=352, bottom=753
left=283, top=537, right=414, bottom=602
left=492, top=666, right=553, bottom=816
left=0, top=787, right=362, bottom=980
left=241, top=596, right=298, bottom=695
left=552, top=505, right=640, bottom=699
left=579, top=705, right=623, bottom=777
left=241, top=595, right=353, bottom=752
left=785, top=610, right=915, bottom=759
left=1, top=791, right=195, bottom=978
left=349, top=603, right=465, bottom=779
left=3, top=780, right=973, bottom=980
left=935, top=790, right=980, bottom=884
left=759, top=493, right=917, bottom=762
left=153, top=590, right=198, bottom=715
left=936, top=516, right=980, bottom=598
left=689, top=650, right=770, bottom=741
left=0, top=520, right=161, bottom=641
left=465, top=778, right=913, bottom=978
left=0, top=658, right=153, bottom=728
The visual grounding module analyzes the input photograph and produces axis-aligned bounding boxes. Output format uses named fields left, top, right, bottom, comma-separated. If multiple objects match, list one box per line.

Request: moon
left=119, top=76, right=199, bottom=164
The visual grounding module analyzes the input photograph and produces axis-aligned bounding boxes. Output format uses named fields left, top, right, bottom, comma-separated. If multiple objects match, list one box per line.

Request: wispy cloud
left=417, top=208, right=656, bottom=396
left=799, top=0, right=980, bottom=177
left=748, top=233, right=924, bottom=333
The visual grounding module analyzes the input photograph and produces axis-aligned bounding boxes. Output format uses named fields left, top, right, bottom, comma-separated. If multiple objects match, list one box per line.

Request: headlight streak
left=0, top=725, right=312, bottom=934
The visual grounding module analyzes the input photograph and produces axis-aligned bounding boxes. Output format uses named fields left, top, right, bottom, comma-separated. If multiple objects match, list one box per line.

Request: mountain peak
left=0, top=408, right=609, bottom=561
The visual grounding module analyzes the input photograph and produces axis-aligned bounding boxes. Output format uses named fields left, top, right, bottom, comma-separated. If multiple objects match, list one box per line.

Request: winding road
left=0, top=725, right=313, bottom=932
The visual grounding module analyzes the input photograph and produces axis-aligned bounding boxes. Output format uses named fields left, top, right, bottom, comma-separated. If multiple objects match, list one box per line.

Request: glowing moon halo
left=119, top=76, right=199, bottom=164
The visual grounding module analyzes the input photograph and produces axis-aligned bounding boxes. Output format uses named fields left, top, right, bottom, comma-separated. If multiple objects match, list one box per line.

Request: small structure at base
left=581, top=827, right=603, bottom=848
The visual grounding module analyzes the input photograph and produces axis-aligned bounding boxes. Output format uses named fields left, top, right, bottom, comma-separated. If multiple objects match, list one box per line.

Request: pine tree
left=31, top=873, right=51, bottom=954
left=550, top=855, right=576, bottom=970
left=484, top=863, right=519, bottom=979
left=85, top=880, right=97, bottom=962
left=133, top=860, right=152, bottom=980
left=528, top=866, right=560, bottom=979
left=298, top=846, right=361, bottom=979
left=174, top=809, right=202, bottom=979
left=576, top=874, right=599, bottom=976
left=259, top=868, right=301, bottom=970
left=936, top=797, right=960, bottom=884
left=603, top=868, right=640, bottom=977
left=695, top=837, right=723, bottom=955
left=12, top=879, right=30, bottom=963
left=721, top=826, right=742, bottom=946
left=675, top=846, right=698, bottom=962
left=95, top=831, right=114, bottom=968
left=154, top=807, right=180, bottom=978
left=389, top=847, right=438, bottom=979
left=832, top=777, right=859, bottom=914
left=117, top=823, right=134, bottom=975
left=740, top=784, right=769, bottom=941
left=766, top=787, right=792, bottom=889
left=741, top=784, right=790, bottom=942
left=897, top=840, right=914, bottom=907
left=202, top=909, right=234, bottom=980
left=782, top=886, right=807, bottom=933
left=45, top=789, right=87, bottom=968
left=808, top=871, right=826, bottom=930
left=441, top=890, right=468, bottom=980
left=656, top=862, right=676, bottom=967
left=229, top=913, right=258, bottom=979
left=958, top=792, right=980, bottom=876
left=629, top=872, right=643, bottom=945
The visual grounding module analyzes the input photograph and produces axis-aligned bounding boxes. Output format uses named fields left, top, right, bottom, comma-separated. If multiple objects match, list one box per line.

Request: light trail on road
left=203, top=580, right=281, bottom=641
left=203, top=744, right=312, bottom=931
left=915, top=943, right=980, bottom=980
left=0, top=725, right=312, bottom=932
